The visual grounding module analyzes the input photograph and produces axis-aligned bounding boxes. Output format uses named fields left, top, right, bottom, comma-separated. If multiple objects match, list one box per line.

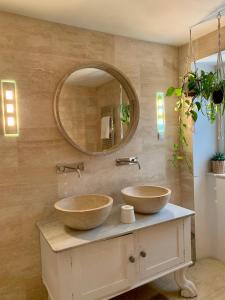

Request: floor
left=113, top=258, right=225, bottom=300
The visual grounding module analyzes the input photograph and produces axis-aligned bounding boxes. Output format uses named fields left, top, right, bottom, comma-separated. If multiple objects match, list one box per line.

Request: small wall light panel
left=1, top=80, right=19, bottom=136
left=156, top=92, right=165, bottom=140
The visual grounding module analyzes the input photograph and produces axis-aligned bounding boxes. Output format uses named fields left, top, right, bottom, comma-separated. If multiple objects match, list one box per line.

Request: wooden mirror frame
left=53, top=62, right=140, bottom=156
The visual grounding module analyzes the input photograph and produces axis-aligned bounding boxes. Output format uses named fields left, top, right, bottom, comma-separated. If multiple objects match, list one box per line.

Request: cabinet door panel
left=138, top=220, right=185, bottom=280
left=71, top=234, right=135, bottom=300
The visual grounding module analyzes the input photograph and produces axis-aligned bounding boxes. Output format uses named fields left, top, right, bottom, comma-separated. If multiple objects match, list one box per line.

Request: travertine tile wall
left=0, top=11, right=179, bottom=300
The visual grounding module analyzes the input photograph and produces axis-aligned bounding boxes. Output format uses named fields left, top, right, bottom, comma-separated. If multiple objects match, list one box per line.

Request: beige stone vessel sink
left=55, top=194, right=113, bottom=230
left=121, top=185, right=171, bottom=214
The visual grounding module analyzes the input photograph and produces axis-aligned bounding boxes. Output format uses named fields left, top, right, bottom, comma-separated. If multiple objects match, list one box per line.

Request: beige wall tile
left=0, top=11, right=180, bottom=299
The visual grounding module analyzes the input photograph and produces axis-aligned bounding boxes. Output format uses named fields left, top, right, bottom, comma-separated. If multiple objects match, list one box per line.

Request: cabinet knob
left=140, top=251, right=147, bottom=258
left=129, top=256, right=135, bottom=263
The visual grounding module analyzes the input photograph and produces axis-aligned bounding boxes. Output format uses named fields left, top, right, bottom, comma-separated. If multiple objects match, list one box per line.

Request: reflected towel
left=101, top=116, right=111, bottom=139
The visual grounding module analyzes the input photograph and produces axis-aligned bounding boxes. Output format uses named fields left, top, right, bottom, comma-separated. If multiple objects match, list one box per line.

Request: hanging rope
left=189, top=28, right=197, bottom=72
left=216, top=13, right=224, bottom=142
left=185, top=28, right=196, bottom=74
left=216, top=12, right=224, bottom=82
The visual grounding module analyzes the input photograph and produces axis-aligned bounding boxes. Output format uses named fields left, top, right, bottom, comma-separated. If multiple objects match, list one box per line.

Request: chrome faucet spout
left=137, top=161, right=141, bottom=170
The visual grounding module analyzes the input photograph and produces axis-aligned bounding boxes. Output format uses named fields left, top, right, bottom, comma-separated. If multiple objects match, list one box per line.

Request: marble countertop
left=37, top=203, right=194, bottom=252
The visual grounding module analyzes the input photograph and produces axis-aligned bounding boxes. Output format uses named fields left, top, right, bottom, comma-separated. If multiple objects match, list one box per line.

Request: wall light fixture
left=156, top=92, right=165, bottom=139
left=1, top=80, right=19, bottom=136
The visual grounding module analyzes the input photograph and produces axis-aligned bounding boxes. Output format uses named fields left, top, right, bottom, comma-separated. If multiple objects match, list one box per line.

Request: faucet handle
left=76, top=168, right=81, bottom=178
left=56, top=162, right=84, bottom=175
left=77, top=162, right=84, bottom=171
left=116, top=157, right=141, bottom=169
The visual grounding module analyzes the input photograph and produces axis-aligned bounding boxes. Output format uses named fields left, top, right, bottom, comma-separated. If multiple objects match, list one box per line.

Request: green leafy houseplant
left=211, top=153, right=225, bottom=174
left=211, top=152, right=225, bottom=161
left=166, top=70, right=225, bottom=170
left=120, top=103, right=130, bottom=125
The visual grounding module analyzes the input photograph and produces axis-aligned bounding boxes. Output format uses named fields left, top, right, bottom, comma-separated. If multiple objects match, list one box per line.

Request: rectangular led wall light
left=1, top=80, right=19, bottom=136
left=156, top=92, right=165, bottom=139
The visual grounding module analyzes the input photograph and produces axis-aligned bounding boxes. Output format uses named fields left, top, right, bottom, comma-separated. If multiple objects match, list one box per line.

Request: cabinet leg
left=174, top=267, right=197, bottom=298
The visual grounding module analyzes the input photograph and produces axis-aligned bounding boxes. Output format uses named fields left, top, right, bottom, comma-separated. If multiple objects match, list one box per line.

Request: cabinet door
left=138, top=220, right=185, bottom=280
left=71, top=234, right=136, bottom=300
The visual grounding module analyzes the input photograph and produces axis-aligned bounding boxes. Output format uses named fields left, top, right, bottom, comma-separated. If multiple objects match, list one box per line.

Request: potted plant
left=120, top=103, right=130, bottom=125
left=212, top=82, right=224, bottom=104
left=166, top=15, right=225, bottom=171
left=182, top=72, right=201, bottom=98
left=166, top=70, right=225, bottom=170
left=211, top=153, right=225, bottom=174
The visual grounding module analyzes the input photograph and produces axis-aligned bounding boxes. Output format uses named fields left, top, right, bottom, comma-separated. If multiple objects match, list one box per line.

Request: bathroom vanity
left=38, top=204, right=197, bottom=300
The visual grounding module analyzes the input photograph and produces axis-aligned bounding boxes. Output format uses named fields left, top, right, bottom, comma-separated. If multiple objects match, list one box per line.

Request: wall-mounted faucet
left=56, top=162, right=84, bottom=177
left=116, top=157, right=141, bottom=170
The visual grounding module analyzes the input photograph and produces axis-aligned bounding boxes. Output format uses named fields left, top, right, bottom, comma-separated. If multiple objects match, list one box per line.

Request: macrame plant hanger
left=188, top=11, right=225, bottom=147
left=216, top=12, right=224, bottom=147
left=216, top=13, right=224, bottom=83
left=182, top=28, right=197, bottom=132
left=188, top=28, right=197, bottom=74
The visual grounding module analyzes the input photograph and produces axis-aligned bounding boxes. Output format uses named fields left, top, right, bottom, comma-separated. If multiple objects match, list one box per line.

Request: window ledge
left=207, top=172, right=225, bottom=178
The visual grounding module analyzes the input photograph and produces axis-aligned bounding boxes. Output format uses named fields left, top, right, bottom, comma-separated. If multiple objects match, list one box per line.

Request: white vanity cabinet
left=70, top=234, right=135, bottom=300
left=38, top=204, right=197, bottom=300
left=137, top=219, right=186, bottom=281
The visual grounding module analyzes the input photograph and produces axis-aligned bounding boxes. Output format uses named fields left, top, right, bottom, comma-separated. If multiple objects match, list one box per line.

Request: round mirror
left=54, top=63, right=139, bottom=155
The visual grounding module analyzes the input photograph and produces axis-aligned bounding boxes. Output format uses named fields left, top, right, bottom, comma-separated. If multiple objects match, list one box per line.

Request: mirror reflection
left=57, top=67, right=134, bottom=153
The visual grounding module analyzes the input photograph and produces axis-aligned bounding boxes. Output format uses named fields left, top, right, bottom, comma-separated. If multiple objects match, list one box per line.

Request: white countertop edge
left=37, top=203, right=195, bottom=253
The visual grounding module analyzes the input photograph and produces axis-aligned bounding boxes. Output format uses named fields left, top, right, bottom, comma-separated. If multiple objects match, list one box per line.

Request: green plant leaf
left=175, top=88, right=182, bottom=97
left=211, top=152, right=225, bottom=161
left=120, top=104, right=130, bottom=124
left=195, top=101, right=201, bottom=111
left=181, top=135, right=188, bottom=146
left=177, top=156, right=184, bottom=160
left=166, top=87, right=175, bottom=96
left=190, top=110, right=198, bottom=122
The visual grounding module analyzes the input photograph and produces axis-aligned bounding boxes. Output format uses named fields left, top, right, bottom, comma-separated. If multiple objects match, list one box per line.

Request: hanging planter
left=166, top=13, right=225, bottom=171
left=182, top=72, right=201, bottom=98
left=212, top=13, right=225, bottom=105
left=212, top=85, right=224, bottom=104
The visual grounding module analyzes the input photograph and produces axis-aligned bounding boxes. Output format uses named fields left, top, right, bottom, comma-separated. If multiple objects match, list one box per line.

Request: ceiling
left=1, top=0, right=225, bottom=45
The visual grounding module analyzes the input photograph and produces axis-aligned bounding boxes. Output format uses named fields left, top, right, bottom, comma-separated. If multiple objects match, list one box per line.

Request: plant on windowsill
left=211, top=153, right=225, bottom=174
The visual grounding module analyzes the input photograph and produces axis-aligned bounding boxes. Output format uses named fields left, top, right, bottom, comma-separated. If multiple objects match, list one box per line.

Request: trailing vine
left=167, top=70, right=225, bottom=171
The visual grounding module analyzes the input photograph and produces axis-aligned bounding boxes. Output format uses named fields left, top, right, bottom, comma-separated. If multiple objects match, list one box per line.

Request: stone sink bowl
left=121, top=185, right=171, bottom=214
left=54, top=194, right=113, bottom=230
